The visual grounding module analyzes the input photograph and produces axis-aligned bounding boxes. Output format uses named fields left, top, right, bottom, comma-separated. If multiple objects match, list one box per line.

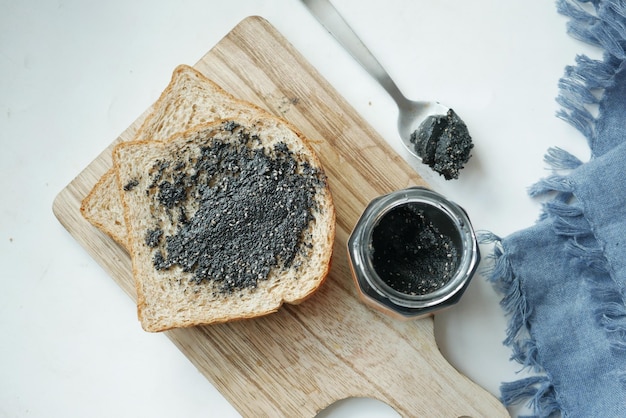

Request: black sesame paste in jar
left=369, top=202, right=462, bottom=296
left=410, top=109, right=473, bottom=180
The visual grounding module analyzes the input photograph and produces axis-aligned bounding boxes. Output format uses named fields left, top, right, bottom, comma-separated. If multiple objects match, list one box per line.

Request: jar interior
left=369, top=202, right=463, bottom=297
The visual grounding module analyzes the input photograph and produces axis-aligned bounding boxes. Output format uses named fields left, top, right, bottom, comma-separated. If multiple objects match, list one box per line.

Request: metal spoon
left=301, top=0, right=473, bottom=180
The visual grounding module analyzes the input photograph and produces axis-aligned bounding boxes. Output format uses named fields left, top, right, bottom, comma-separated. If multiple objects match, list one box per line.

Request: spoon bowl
left=396, top=99, right=451, bottom=154
left=302, top=0, right=473, bottom=179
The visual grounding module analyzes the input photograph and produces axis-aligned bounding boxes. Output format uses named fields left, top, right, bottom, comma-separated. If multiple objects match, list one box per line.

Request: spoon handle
left=302, top=0, right=408, bottom=106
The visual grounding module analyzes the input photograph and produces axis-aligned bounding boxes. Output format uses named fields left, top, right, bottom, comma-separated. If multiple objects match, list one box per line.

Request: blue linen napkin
left=485, top=1, right=626, bottom=416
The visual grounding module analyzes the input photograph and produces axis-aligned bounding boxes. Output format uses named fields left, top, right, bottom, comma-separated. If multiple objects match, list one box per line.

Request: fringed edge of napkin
left=483, top=0, right=626, bottom=416
left=480, top=232, right=563, bottom=417
left=539, top=0, right=626, bottom=362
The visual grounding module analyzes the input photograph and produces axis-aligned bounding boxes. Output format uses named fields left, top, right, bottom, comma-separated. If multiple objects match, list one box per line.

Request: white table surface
left=1, top=0, right=598, bottom=416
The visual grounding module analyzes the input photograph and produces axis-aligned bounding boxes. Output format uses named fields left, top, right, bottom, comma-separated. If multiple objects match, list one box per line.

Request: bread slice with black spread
left=113, top=117, right=335, bottom=332
left=81, top=65, right=266, bottom=248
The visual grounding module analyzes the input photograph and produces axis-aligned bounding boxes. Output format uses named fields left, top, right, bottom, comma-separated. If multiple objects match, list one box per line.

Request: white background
left=1, top=0, right=598, bottom=417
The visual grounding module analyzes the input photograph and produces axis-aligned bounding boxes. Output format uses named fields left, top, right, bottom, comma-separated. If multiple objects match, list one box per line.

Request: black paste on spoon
left=410, top=109, right=473, bottom=180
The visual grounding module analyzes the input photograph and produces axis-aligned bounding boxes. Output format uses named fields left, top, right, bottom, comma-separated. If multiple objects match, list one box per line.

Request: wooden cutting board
left=53, top=16, right=507, bottom=418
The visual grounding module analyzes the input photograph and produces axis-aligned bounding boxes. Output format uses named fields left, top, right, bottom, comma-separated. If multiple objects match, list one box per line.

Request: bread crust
left=80, top=170, right=130, bottom=247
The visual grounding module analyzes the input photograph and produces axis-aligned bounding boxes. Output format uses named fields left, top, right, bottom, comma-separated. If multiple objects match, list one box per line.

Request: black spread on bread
left=132, top=121, right=326, bottom=293
left=123, top=179, right=139, bottom=191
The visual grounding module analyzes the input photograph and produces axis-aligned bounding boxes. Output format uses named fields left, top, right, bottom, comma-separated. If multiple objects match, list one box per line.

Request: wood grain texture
left=53, top=16, right=508, bottom=418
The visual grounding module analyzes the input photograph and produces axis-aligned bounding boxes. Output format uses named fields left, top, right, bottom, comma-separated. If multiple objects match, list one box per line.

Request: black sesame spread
left=123, top=179, right=139, bottom=191
left=410, top=109, right=473, bottom=180
left=370, top=203, right=460, bottom=295
left=134, top=122, right=325, bottom=293
left=144, top=229, right=163, bottom=248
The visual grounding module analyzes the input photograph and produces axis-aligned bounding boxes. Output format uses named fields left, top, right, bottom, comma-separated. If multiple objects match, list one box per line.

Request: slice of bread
left=81, top=65, right=266, bottom=247
left=113, top=117, right=335, bottom=332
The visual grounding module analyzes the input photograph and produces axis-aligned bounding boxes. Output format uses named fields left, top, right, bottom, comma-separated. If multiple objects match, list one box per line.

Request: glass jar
left=347, top=187, right=480, bottom=320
